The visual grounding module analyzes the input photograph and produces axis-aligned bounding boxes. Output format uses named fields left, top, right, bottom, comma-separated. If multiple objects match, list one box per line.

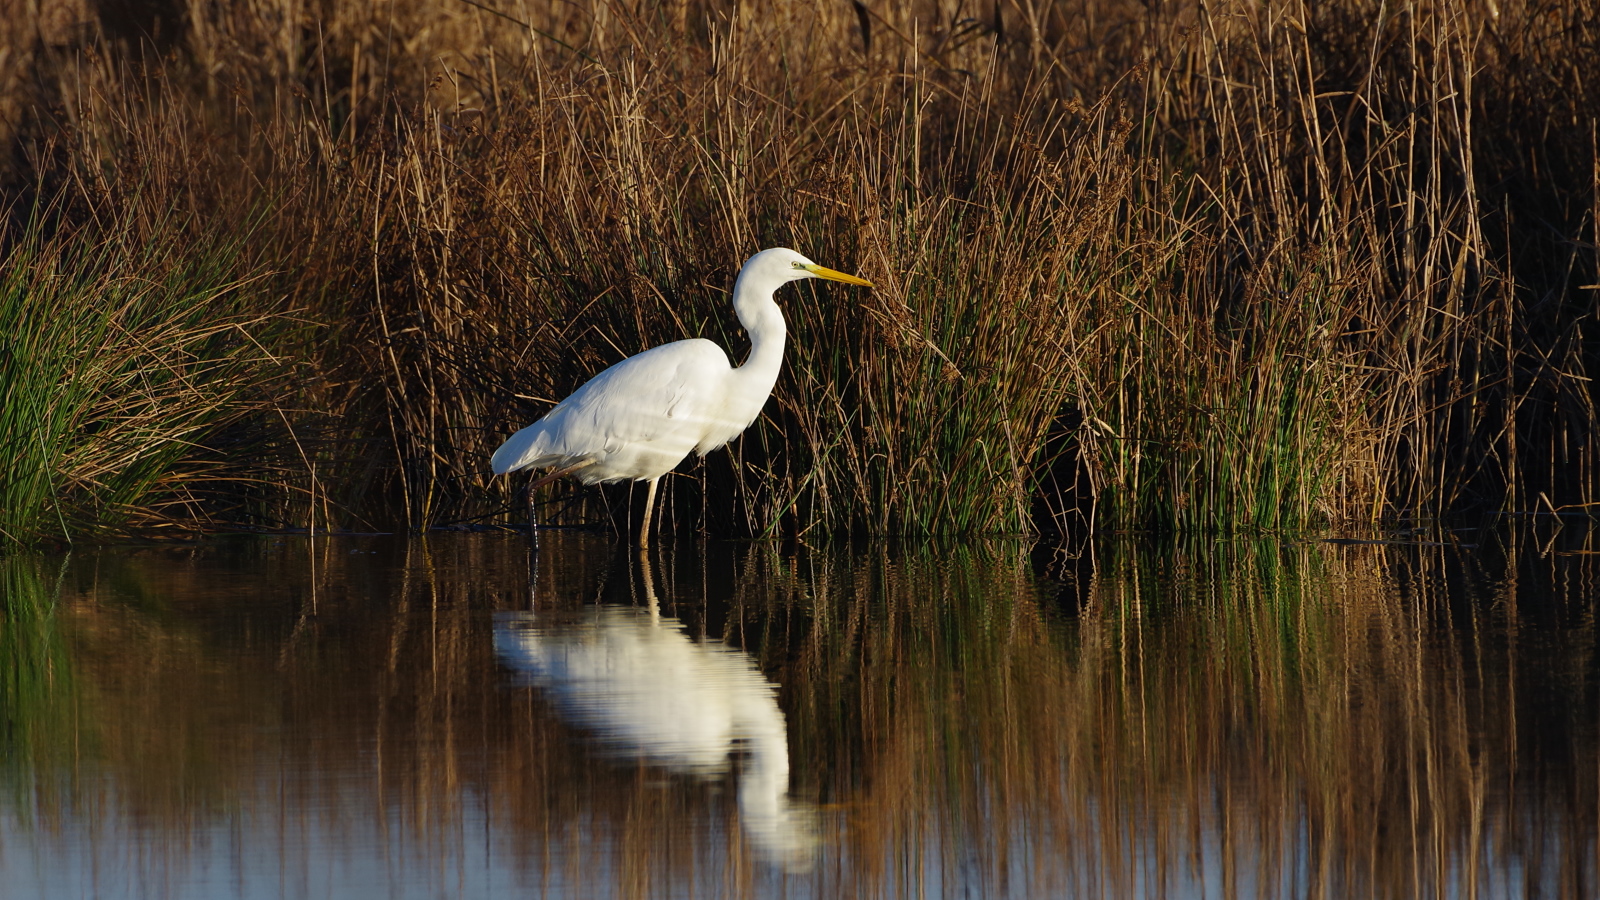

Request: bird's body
left=492, top=248, right=872, bottom=546
left=490, top=336, right=776, bottom=484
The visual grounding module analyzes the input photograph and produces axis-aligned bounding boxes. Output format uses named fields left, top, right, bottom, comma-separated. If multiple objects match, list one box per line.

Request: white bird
left=492, top=248, right=873, bottom=547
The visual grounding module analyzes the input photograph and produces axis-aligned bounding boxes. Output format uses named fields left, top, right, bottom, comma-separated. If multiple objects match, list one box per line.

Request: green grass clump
left=0, top=213, right=284, bottom=542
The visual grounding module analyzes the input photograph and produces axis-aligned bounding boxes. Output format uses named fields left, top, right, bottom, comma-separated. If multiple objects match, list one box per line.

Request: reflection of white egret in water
left=493, top=556, right=816, bottom=870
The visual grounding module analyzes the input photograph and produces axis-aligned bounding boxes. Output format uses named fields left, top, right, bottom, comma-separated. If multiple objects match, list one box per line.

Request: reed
left=4, top=0, right=1596, bottom=536
left=0, top=209, right=287, bottom=542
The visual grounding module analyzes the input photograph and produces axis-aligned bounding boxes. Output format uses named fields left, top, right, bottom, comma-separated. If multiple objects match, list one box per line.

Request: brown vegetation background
left=3, top=0, right=1597, bottom=535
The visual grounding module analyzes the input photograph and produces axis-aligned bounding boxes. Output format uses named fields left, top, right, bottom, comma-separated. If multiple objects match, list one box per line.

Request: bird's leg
left=639, top=476, right=661, bottom=550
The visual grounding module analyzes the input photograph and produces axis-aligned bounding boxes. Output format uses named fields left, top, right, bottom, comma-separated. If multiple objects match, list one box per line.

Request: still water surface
left=1, top=531, right=1596, bottom=898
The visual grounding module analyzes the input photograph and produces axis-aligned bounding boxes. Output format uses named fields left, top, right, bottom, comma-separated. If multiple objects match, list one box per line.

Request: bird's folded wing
left=494, top=338, right=732, bottom=474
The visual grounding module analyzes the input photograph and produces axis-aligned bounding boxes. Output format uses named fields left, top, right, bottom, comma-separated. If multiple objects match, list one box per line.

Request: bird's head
left=742, top=248, right=874, bottom=290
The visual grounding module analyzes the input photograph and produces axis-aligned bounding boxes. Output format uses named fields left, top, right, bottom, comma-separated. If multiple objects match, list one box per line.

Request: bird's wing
left=493, top=339, right=732, bottom=474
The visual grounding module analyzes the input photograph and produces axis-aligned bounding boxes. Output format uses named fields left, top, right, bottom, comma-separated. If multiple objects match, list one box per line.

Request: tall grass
left=4, top=0, right=1597, bottom=536
left=0, top=210, right=286, bottom=542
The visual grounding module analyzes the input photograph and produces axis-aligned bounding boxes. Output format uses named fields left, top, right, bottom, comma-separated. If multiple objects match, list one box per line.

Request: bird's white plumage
left=491, top=338, right=750, bottom=482
left=492, top=248, right=872, bottom=545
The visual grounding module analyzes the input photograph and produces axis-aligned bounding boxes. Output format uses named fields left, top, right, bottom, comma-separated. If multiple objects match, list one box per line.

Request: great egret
left=492, top=248, right=873, bottom=546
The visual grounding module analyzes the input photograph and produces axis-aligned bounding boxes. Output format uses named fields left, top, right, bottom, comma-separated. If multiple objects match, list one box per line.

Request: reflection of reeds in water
left=1, top=534, right=1594, bottom=897
left=791, top=539, right=1598, bottom=899
left=0, top=556, right=80, bottom=804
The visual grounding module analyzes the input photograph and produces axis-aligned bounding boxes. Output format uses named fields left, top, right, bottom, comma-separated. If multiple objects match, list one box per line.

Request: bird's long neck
left=732, top=271, right=788, bottom=383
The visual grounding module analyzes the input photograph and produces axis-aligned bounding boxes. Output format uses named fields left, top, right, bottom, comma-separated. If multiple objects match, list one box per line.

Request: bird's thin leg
left=639, top=476, right=661, bottom=550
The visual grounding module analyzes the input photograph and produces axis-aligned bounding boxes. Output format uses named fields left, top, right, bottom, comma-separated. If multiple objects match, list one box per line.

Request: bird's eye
left=791, top=261, right=807, bottom=270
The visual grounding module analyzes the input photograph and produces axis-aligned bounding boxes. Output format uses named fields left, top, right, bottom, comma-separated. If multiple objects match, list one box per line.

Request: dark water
left=1, top=530, right=1596, bottom=899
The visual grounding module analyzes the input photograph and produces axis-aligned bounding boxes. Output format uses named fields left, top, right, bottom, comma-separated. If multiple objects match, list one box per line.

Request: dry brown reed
left=5, top=1, right=1598, bottom=536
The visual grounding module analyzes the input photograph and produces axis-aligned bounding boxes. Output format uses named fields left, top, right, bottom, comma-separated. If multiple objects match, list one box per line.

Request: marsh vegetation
left=2, top=0, right=1597, bottom=539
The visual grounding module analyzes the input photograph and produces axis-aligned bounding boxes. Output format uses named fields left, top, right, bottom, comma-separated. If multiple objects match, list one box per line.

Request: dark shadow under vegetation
left=1, top=0, right=1597, bottom=540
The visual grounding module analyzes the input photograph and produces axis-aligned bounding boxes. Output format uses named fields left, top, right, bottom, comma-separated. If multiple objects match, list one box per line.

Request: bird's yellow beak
left=802, top=263, right=874, bottom=287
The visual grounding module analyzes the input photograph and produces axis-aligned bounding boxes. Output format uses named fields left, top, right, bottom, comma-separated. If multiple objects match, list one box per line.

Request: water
left=1, top=530, right=1595, bottom=899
